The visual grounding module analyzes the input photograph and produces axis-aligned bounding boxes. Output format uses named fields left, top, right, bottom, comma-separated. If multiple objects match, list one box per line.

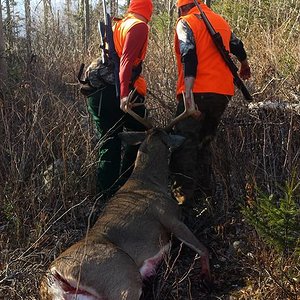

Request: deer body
left=40, top=129, right=210, bottom=300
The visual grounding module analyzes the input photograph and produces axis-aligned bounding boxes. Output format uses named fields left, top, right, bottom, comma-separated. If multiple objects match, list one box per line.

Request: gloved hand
left=184, top=77, right=201, bottom=120
left=184, top=91, right=202, bottom=120
left=239, top=59, right=251, bottom=80
left=120, top=96, right=129, bottom=112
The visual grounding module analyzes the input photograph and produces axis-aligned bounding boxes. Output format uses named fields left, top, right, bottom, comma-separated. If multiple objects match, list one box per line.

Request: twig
left=251, top=77, right=279, bottom=97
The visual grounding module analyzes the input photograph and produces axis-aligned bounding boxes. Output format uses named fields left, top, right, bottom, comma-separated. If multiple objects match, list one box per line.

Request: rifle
left=193, top=0, right=253, bottom=102
left=99, top=0, right=120, bottom=98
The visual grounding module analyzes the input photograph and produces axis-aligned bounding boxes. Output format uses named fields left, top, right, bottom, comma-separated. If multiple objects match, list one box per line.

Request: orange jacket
left=175, top=5, right=234, bottom=96
left=113, top=15, right=148, bottom=96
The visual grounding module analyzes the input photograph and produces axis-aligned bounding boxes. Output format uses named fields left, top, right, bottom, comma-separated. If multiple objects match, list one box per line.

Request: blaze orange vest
left=113, top=15, right=148, bottom=96
left=175, top=5, right=234, bottom=96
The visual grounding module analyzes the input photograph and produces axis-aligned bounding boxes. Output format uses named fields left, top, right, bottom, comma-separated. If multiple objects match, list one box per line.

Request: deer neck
left=131, top=148, right=169, bottom=190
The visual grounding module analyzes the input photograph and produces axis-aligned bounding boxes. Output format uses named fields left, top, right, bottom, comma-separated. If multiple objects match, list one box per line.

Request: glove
left=120, top=96, right=129, bottom=112
left=239, top=59, right=251, bottom=80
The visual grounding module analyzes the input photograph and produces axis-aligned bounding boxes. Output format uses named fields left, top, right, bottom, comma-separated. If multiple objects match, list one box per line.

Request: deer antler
left=125, top=89, right=153, bottom=129
left=164, top=92, right=199, bottom=132
left=125, top=91, right=200, bottom=131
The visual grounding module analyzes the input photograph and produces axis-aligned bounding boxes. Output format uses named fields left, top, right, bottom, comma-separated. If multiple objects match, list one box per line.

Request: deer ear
left=118, top=132, right=147, bottom=145
left=167, top=134, right=185, bottom=150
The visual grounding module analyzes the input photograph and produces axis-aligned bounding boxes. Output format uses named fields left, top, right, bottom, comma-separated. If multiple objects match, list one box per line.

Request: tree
left=43, top=0, right=52, bottom=33
left=0, top=0, right=7, bottom=85
left=4, top=0, right=12, bottom=50
left=84, top=0, right=90, bottom=50
left=24, top=0, right=32, bottom=57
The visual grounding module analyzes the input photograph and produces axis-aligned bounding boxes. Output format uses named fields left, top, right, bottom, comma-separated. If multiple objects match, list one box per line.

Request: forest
left=0, top=0, right=299, bottom=299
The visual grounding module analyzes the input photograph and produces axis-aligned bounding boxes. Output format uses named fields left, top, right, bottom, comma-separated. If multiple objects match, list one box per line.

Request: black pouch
left=79, top=83, right=98, bottom=97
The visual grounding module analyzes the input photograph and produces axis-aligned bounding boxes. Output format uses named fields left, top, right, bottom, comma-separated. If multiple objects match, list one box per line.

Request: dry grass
left=1, top=0, right=300, bottom=299
left=1, top=89, right=299, bottom=299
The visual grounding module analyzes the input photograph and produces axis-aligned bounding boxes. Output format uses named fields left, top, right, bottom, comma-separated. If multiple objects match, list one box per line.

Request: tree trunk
left=84, top=0, right=90, bottom=50
left=5, top=0, right=13, bottom=49
left=65, top=0, right=71, bottom=36
left=43, top=0, right=52, bottom=33
left=24, top=0, right=32, bottom=56
left=0, top=0, right=8, bottom=85
left=79, top=0, right=85, bottom=50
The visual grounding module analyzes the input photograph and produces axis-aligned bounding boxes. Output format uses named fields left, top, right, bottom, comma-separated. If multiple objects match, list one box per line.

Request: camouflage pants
left=87, top=85, right=146, bottom=197
left=170, top=93, right=230, bottom=207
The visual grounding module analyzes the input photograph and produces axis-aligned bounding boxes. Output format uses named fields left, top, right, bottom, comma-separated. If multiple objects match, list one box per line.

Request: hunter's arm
left=176, top=19, right=197, bottom=96
left=229, top=32, right=247, bottom=62
left=119, top=23, right=148, bottom=99
left=230, top=32, right=251, bottom=80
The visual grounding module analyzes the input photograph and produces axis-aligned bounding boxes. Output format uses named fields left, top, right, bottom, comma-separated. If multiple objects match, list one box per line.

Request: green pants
left=87, top=85, right=146, bottom=196
left=170, top=93, right=230, bottom=206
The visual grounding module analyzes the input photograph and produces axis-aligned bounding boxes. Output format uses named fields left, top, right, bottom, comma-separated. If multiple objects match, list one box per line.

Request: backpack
left=86, top=57, right=115, bottom=88
left=78, top=57, right=143, bottom=97
left=78, top=56, right=116, bottom=97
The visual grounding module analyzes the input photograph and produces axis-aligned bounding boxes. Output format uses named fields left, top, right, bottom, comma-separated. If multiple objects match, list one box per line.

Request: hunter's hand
left=185, top=91, right=202, bottom=120
left=120, top=96, right=129, bottom=112
left=239, top=59, right=251, bottom=80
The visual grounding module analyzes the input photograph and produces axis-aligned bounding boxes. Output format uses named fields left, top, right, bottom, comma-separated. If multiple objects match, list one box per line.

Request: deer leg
left=161, top=217, right=211, bottom=283
left=86, top=252, right=143, bottom=300
left=99, top=248, right=143, bottom=300
left=106, top=261, right=142, bottom=300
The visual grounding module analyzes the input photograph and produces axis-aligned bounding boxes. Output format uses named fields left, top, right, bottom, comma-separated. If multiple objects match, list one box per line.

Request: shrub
left=243, top=175, right=300, bottom=254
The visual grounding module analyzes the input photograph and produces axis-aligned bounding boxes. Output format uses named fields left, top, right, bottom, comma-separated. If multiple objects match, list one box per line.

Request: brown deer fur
left=40, top=128, right=211, bottom=300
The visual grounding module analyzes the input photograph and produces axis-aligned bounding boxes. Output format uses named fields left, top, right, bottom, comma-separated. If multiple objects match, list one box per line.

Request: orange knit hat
left=176, top=0, right=201, bottom=8
left=128, top=0, right=153, bottom=22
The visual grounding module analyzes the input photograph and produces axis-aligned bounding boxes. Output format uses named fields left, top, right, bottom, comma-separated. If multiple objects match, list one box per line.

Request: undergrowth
left=0, top=0, right=300, bottom=299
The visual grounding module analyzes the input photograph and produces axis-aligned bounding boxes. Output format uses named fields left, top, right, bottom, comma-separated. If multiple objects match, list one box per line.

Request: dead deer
left=40, top=92, right=210, bottom=300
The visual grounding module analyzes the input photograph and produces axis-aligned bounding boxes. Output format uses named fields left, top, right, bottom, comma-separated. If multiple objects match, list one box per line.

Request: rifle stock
left=193, top=0, right=253, bottom=102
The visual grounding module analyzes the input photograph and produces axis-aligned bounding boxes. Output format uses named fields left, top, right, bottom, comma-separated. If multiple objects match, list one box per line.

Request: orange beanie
left=176, top=0, right=201, bottom=8
left=128, top=0, right=153, bottom=22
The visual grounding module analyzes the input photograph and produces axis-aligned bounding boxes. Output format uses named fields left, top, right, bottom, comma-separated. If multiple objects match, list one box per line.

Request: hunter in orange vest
left=170, top=0, right=251, bottom=211
left=87, top=0, right=153, bottom=198
left=113, top=15, right=148, bottom=98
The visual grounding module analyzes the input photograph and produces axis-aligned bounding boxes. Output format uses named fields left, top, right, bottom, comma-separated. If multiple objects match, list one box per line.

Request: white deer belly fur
left=139, top=243, right=170, bottom=279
